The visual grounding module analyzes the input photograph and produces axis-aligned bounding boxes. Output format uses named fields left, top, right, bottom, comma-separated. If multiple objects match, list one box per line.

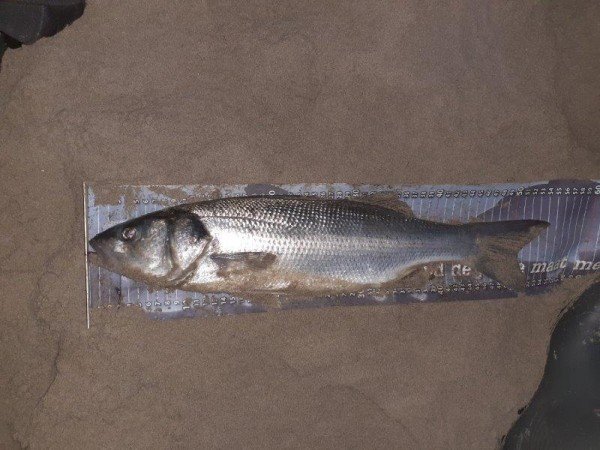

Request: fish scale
left=181, top=196, right=471, bottom=286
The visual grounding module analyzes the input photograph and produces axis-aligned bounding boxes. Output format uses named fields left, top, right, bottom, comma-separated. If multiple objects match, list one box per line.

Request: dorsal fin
left=354, top=193, right=414, bottom=217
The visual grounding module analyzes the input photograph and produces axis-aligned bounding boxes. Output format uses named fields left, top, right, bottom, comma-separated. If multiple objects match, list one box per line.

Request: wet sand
left=0, top=1, right=598, bottom=448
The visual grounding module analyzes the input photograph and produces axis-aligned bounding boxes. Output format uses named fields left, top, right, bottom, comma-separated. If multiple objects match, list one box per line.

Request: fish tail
left=462, top=220, right=550, bottom=291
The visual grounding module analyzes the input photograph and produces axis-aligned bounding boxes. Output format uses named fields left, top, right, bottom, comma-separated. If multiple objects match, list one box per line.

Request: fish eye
left=121, top=227, right=136, bottom=241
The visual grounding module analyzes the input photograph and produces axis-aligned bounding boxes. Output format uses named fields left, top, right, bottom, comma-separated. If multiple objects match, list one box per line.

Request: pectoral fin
left=210, top=252, right=277, bottom=276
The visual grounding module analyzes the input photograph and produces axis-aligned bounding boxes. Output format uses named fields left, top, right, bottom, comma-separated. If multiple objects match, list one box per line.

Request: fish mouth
left=87, top=250, right=102, bottom=267
left=89, top=235, right=98, bottom=251
left=87, top=247, right=123, bottom=274
left=88, top=235, right=103, bottom=261
left=88, top=235, right=115, bottom=270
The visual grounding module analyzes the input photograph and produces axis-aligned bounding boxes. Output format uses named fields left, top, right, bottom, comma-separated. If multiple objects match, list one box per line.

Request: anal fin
left=381, top=264, right=436, bottom=290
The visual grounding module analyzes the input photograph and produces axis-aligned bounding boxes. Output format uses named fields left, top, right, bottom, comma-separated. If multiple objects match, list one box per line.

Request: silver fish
left=89, top=195, right=549, bottom=302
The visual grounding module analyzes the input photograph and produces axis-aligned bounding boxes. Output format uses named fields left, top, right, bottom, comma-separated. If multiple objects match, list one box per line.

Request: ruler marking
left=83, top=183, right=90, bottom=329
left=562, top=197, right=576, bottom=262
left=505, top=196, right=513, bottom=221
left=97, top=205, right=101, bottom=309
left=557, top=196, right=569, bottom=271
left=593, top=210, right=600, bottom=262
left=570, top=195, right=590, bottom=273
left=442, top=196, right=448, bottom=223
left=569, top=196, right=584, bottom=259
left=143, top=203, right=148, bottom=307
left=483, top=196, right=489, bottom=221
left=466, top=196, right=473, bottom=221
left=530, top=196, right=536, bottom=280
left=543, top=196, right=551, bottom=261
left=516, top=195, right=526, bottom=277
left=427, top=196, right=433, bottom=221
left=107, top=205, right=111, bottom=304
left=552, top=196, right=561, bottom=262
left=536, top=196, right=543, bottom=263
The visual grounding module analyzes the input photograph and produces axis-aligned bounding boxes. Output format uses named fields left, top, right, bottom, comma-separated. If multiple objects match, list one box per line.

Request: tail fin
left=463, top=220, right=550, bottom=291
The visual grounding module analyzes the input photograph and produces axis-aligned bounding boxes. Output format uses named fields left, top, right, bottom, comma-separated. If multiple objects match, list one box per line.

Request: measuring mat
left=84, top=180, right=600, bottom=324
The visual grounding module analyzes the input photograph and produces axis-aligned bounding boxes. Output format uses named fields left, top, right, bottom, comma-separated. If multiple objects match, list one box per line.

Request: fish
left=89, top=195, right=549, bottom=304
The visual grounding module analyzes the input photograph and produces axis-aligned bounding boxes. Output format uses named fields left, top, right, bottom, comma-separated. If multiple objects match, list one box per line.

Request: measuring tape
left=84, top=181, right=600, bottom=325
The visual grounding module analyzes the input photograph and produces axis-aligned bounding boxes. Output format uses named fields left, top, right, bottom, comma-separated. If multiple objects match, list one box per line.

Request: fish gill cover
left=85, top=180, right=600, bottom=321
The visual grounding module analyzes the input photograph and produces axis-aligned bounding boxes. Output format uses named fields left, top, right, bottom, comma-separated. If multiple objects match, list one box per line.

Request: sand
left=0, top=1, right=598, bottom=448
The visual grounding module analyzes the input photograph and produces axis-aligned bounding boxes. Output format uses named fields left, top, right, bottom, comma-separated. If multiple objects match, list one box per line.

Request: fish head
left=89, top=210, right=210, bottom=285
